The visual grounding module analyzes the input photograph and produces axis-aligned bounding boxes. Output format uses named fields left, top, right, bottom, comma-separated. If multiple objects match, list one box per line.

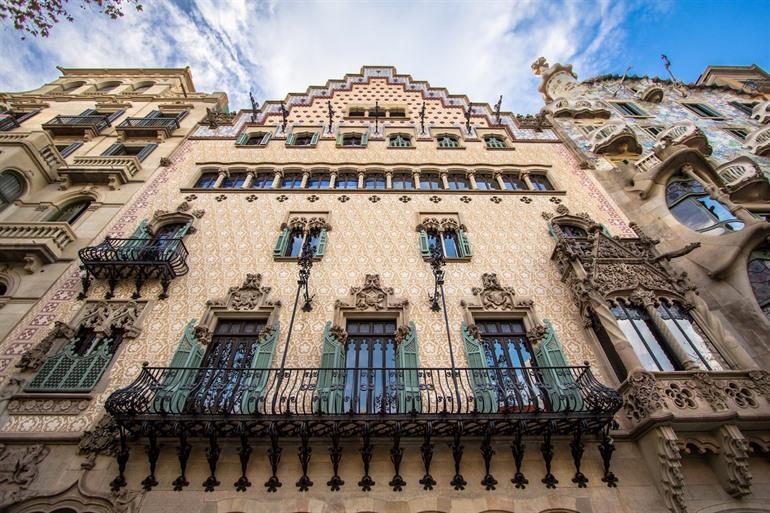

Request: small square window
left=724, top=127, right=750, bottom=141
left=729, top=101, right=757, bottom=116
left=641, top=126, right=664, bottom=138
left=682, top=103, right=724, bottom=119
left=613, top=102, right=647, bottom=117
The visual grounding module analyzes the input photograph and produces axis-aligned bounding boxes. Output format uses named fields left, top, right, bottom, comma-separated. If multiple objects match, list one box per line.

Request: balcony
left=743, top=125, right=770, bottom=156
left=42, top=114, right=111, bottom=138
left=116, top=117, right=179, bottom=140
left=545, top=99, right=611, bottom=119
left=104, top=364, right=622, bottom=492
left=0, top=222, right=77, bottom=272
left=635, top=82, right=664, bottom=103
left=589, top=121, right=642, bottom=155
left=78, top=237, right=188, bottom=299
left=751, top=101, right=770, bottom=124
left=59, top=155, right=141, bottom=189
left=654, top=120, right=712, bottom=156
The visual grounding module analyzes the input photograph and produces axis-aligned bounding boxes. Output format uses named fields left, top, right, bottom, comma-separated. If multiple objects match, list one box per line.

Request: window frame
left=680, top=102, right=725, bottom=120
left=388, top=134, right=412, bottom=148
left=611, top=101, right=649, bottom=118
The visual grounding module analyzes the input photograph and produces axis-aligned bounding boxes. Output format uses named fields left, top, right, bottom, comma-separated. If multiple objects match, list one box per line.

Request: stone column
left=495, top=171, right=506, bottom=191
left=413, top=170, right=421, bottom=189
left=271, top=169, right=282, bottom=189
left=300, top=171, right=310, bottom=189
left=242, top=170, right=255, bottom=189
left=634, top=293, right=699, bottom=370
left=521, top=171, right=534, bottom=190
left=467, top=170, right=478, bottom=190
left=357, top=171, right=365, bottom=189
left=385, top=171, right=393, bottom=189
left=329, top=169, right=337, bottom=189
left=440, top=170, right=449, bottom=190
left=213, top=170, right=227, bottom=188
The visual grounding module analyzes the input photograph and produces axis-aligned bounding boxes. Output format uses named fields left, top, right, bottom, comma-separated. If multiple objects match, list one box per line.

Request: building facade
left=0, top=65, right=767, bottom=513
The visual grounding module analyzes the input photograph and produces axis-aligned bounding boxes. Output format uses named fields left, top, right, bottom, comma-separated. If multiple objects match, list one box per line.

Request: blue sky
left=0, top=0, right=768, bottom=114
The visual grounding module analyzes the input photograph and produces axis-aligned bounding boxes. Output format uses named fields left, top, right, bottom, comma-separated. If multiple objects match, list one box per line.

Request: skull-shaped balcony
left=654, top=120, right=712, bottom=156
left=78, top=237, right=189, bottom=300
left=545, top=98, right=611, bottom=119
left=589, top=121, right=642, bottom=155
left=744, top=125, right=770, bottom=156
left=635, top=82, right=665, bottom=103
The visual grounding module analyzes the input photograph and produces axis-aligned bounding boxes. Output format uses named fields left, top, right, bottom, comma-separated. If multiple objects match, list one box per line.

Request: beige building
left=0, top=65, right=767, bottom=513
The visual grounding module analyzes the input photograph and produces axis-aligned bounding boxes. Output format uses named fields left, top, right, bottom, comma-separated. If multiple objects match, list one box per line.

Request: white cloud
left=0, top=0, right=642, bottom=113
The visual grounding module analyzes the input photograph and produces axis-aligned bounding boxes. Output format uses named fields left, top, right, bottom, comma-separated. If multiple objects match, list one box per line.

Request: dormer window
left=287, top=132, right=319, bottom=147
left=389, top=134, right=412, bottom=147
left=437, top=135, right=460, bottom=148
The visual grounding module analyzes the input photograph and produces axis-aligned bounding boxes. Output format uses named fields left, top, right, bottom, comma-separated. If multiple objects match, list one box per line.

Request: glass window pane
left=502, top=174, right=525, bottom=190
left=530, top=175, right=553, bottom=191
left=443, top=231, right=459, bottom=258
left=287, top=231, right=304, bottom=257
left=612, top=305, right=675, bottom=371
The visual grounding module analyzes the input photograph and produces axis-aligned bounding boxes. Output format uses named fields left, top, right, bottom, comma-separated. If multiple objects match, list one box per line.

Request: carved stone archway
left=332, top=274, right=409, bottom=338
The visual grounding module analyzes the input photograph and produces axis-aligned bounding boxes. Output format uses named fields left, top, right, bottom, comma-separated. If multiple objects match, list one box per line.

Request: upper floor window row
left=192, top=169, right=555, bottom=192
left=347, top=106, right=406, bottom=118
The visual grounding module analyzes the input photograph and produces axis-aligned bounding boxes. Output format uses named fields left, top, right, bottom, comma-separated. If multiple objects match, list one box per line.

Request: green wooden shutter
left=236, top=132, right=249, bottom=145
left=119, top=219, right=151, bottom=259
left=310, top=132, right=319, bottom=145
left=600, top=224, right=610, bottom=236
left=360, top=132, right=369, bottom=146
left=336, top=133, right=343, bottom=145
left=286, top=133, right=296, bottom=145
left=458, top=229, right=473, bottom=257
left=314, top=229, right=328, bottom=257
left=419, top=229, right=431, bottom=258
left=461, top=322, right=497, bottom=413
left=26, top=337, right=114, bottom=393
left=396, top=322, right=421, bottom=413
left=136, top=143, right=157, bottom=162
left=174, top=219, right=193, bottom=239
left=152, top=320, right=205, bottom=413
left=101, top=143, right=124, bottom=156
left=533, top=319, right=582, bottom=412
left=240, top=322, right=280, bottom=414
left=273, top=228, right=290, bottom=256
left=317, top=322, right=346, bottom=414
left=260, top=132, right=272, bottom=145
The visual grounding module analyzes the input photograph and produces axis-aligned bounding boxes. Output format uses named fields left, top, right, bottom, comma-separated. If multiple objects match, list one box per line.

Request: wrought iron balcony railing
left=42, top=114, right=111, bottom=135
left=78, top=238, right=188, bottom=299
left=116, top=117, right=179, bottom=138
left=107, top=364, right=621, bottom=429
left=104, top=364, right=622, bottom=493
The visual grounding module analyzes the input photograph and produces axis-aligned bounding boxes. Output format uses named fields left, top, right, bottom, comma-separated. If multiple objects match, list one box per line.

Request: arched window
left=501, top=173, right=526, bottom=190
left=437, top=135, right=459, bottom=148
left=0, top=171, right=24, bottom=211
left=307, top=172, right=331, bottom=189
left=281, top=172, right=303, bottom=189
left=336, top=172, right=358, bottom=189
left=392, top=172, right=414, bottom=190
left=220, top=172, right=247, bottom=188
left=389, top=134, right=411, bottom=147
left=446, top=173, right=468, bottom=190
left=424, top=227, right=470, bottom=259
left=666, top=175, right=744, bottom=234
left=748, top=244, right=770, bottom=322
left=251, top=172, right=274, bottom=189
left=285, top=228, right=305, bottom=257
left=529, top=173, right=554, bottom=191
left=151, top=222, right=186, bottom=246
left=420, top=172, right=442, bottom=190
left=364, top=173, right=386, bottom=190
left=48, top=199, right=91, bottom=224
left=0, top=280, right=7, bottom=296
left=474, top=173, right=499, bottom=190
left=195, top=171, right=219, bottom=188
left=485, top=135, right=506, bottom=148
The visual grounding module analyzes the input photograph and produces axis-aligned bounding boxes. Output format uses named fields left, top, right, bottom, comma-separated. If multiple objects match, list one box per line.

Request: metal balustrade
left=42, top=114, right=111, bottom=133
left=117, top=117, right=180, bottom=130
left=78, top=237, right=188, bottom=299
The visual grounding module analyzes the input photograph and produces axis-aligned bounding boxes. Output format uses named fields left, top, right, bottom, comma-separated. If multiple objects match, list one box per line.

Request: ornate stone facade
left=0, top=64, right=768, bottom=513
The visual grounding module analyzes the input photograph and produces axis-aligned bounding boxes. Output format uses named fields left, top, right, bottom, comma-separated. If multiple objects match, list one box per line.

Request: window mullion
left=620, top=302, right=665, bottom=371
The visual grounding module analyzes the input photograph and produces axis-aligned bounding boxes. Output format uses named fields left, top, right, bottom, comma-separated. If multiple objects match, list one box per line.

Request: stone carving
left=204, top=107, right=235, bottom=128
left=531, top=56, right=549, bottom=75
left=206, top=273, right=278, bottom=312
left=664, top=382, right=697, bottom=409
left=0, top=476, right=143, bottom=513
left=623, top=370, right=663, bottom=422
left=342, top=274, right=408, bottom=311
left=7, top=397, right=90, bottom=415
left=78, top=415, right=119, bottom=469
left=747, top=370, right=770, bottom=400
left=78, top=300, right=145, bottom=338
left=0, top=444, right=49, bottom=488
left=15, top=320, right=75, bottom=371
left=687, top=372, right=727, bottom=411
left=394, top=325, right=411, bottom=344
left=471, top=273, right=518, bottom=310
left=657, top=426, right=687, bottom=513
left=718, top=424, right=752, bottom=498
left=285, top=216, right=330, bottom=233
left=329, top=324, right=348, bottom=345
left=723, top=381, right=758, bottom=409
left=193, top=326, right=213, bottom=346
